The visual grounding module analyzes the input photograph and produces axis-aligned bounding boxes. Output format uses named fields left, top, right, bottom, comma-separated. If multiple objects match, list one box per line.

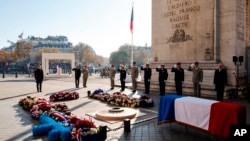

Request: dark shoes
left=132, top=90, right=136, bottom=93
left=110, top=88, right=114, bottom=90
left=120, top=89, right=124, bottom=92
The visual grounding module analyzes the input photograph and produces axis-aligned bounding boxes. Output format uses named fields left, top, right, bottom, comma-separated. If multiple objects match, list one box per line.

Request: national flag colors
left=130, top=4, right=134, bottom=33
left=158, top=94, right=246, bottom=138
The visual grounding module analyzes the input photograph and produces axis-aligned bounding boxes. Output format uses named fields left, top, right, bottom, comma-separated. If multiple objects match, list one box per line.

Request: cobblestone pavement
left=0, top=73, right=249, bottom=141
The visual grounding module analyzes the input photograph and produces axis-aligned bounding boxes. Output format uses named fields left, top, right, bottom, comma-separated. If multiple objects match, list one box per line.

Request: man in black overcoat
left=213, top=63, right=227, bottom=101
left=73, top=65, right=81, bottom=88
left=156, top=64, right=168, bottom=96
left=119, top=65, right=127, bottom=91
left=141, top=63, right=152, bottom=94
left=34, top=65, right=44, bottom=92
left=171, top=62, right=184, bottom=95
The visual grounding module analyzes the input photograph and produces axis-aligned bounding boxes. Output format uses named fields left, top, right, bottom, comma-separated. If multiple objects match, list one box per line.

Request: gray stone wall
left=150, top=0, right=249, bottom=97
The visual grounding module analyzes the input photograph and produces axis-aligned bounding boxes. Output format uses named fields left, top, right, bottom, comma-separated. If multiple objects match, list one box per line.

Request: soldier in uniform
left=131, top=61, right=138, bottom=93
left=141, top=63, right=152, bottom=94
left=109, top=64, right=116, bottom=90
left=82, top=66, right=89, bottom=88
left=188, top=61, right=203, bottom=97
left=156, top=64, right=168, bottom=96
left=34, top=64, right=44, bottom=92
left=171, top=62, right=184, bottom=95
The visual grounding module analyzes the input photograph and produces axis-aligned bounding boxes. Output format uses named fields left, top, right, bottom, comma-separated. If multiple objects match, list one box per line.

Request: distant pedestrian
left=141, top=63, right=152, bottom=94
left=82, top=66, right=89, bottom=87
left=110, top=64, right=116, bottom=90
left=131, top=61, right=138, bottom=93
left=156, top=64, right=168, bottom=96
left=213, top=63, right=227, bottom=101
left=34, top=64, right=44, bottom=92
left=188, top=61, right=203, bottom=97
left=118, top=65, right=126, bottom=91
left=72, top=65, right=81, bottom=88
left=171, top=62, right=184, bottom=95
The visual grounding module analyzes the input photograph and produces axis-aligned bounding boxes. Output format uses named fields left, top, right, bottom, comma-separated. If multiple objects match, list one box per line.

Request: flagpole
left=131, top=29, right=133, bottom=65
left=130, top=1, right=134, bottom=65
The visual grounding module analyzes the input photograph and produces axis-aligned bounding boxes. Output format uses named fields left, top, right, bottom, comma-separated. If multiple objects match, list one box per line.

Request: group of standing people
left=34, top=61, right=228, bottom=102
left=116, top=61, right=227, bottom=101
left=73, top=65, right=89, bottom=88
left=116, top=61, right=139, bottom=93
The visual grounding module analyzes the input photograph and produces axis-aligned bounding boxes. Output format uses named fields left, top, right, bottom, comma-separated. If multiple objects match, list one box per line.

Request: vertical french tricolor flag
left=130, top=4, right=134, bottom=33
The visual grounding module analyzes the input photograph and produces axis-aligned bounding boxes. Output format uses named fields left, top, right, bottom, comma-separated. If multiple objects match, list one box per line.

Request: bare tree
left=33, top=48, right=60, bottom=62
left=14, top=41, right=32, bottom=61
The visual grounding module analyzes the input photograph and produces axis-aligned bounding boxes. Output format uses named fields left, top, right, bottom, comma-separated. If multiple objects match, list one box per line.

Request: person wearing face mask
left=213, top=63, right=227, bottom=101
left=156, top=64, right=168, bottom=96
left=171, top=62, right=184, bottom=95
left=188, top=61, right=203, bottom=97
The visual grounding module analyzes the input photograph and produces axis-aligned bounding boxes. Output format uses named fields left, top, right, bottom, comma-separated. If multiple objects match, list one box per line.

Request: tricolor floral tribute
left=19, top=95, right=99, bottom=141
left=49, top=91, right=79, bottom=101
left=89, top=89, right=154, bottom=108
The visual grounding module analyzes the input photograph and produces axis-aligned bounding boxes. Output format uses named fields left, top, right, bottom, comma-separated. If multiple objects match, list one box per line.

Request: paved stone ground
left=0, top=73, right=249, bottom=141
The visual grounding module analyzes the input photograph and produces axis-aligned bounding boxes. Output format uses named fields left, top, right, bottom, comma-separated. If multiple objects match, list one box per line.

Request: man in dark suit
left=213, top=63, right=227, bottom=101
left=141, top=63, right=152, bottom=94
left=119, top=65, right=126, bottom=91
left=171, top=62, right=184, bottom=95
left=34, top=64, right=44, bottom=92
left=73, top=65, right=81, bottom=88
left=156, top=64, right=168, bottom=96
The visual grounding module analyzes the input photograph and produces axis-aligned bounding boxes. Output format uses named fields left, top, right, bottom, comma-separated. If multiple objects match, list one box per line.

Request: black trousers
left=159, top=80, right=165, bottom=96
left=36, top=81, right=42, bottom=92
left=120, top=79, right=125, bottom=91
left=216, top=84, right=225, bottom=101
left=175, top=81, right=182, bottom=95
left=75, top=77, right=80, bottom=88
left=144, top=79, right=150, bottom=94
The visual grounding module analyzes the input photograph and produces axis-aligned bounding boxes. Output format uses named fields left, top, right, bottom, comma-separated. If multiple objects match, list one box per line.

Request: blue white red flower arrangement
left=19, top=95, right=100, bottom=141
left=49, top=91, right=79, bottom=101
left=89, top=89, right=154, bottom=108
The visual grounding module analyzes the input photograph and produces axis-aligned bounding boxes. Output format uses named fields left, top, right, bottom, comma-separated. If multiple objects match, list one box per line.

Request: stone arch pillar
left=41, top=53, right=75, bottom=77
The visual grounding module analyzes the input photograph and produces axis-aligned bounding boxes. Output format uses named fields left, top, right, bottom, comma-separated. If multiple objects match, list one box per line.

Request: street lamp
left=233, top=56, right=244, bottom=96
